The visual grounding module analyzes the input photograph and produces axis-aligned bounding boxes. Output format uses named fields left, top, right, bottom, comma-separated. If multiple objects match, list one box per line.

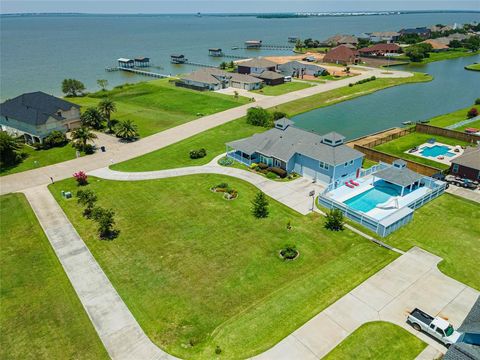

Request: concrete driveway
left=253, top=247, right=479, bottom=359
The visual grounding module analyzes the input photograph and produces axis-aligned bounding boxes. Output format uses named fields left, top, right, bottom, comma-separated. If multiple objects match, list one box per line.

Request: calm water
left=1, top=12, right=479, bottom=100
left=293, top=55, right=480, bottom=139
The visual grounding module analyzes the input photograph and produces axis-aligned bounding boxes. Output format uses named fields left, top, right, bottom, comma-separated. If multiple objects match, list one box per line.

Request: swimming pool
left=344, top=184, right=400, bottom=213
left=420, top=145, right=455, bottom=158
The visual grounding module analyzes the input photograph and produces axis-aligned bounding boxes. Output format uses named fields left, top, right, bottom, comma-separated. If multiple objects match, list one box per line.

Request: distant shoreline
left=1, top=10, right=479, bottom=18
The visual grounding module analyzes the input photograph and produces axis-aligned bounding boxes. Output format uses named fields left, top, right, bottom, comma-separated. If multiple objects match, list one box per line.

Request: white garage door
left=302, top=165, right=316, bottom=180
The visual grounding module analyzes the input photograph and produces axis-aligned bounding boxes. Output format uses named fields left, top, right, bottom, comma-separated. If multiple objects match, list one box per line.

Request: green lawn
left=362, top=158, right=378, bottom=169
left=0, top=193, right=108, bottom=359
left=457, top=119, right=480, bottom=131
left=385, top=194, right=480, bottom=290
left=374, top=132, right=471, bottom=170
left=70, top=79, right=249, bottom=137
left=428, top=106, right=476, bottom=128
left=0, top=143, right=78, bottom=176
left=113, top=72, right=431, bottom=172
left=422, top=49, right=480, bottom=64
left=50, top=175, right=397, bottom=359
left=252, top=81, right=313, bottom=95
left=324, top=322, right=427, bottom=360
left=465, top=63, right=480, bottom=71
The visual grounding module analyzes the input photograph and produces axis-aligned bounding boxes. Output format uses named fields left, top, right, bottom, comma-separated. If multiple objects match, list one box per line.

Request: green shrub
left=269, top=167, right=287, bottom=178
left=475, top=98, right=480, bottom=105
left=272, top=111, right=287, bottom=120
left=215, top=346, right=222, bottom=355
left=218, top=156, right=234, bottom=166
left=257, top=163, right=268, bottom=170
left=266, top=171, right=278, bottom=179
left=280, top=245, right=298, bottom=260
left=189, top=148, right=207, bottom=159
left=324, top=209, right=345, bottom=231
left=251, top=191, right=269, bottom=218
left=246, top=107, right=273, bottom=127
left=84, top=144, right=95, bottom=154
left=43, top=130, right=68, bottom=149
left=216, top=182, right=228, bottom=189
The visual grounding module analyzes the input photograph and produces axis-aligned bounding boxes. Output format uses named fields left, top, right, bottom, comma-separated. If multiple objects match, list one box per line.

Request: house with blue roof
left=226, top=118, right=364, bottom=185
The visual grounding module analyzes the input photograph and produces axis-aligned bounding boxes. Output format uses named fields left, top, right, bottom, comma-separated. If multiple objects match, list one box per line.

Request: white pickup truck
left=407, top=308, right=461, bottom=347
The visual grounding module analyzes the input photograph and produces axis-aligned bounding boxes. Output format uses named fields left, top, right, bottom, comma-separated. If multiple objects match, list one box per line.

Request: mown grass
left=252, top=81, right=313, bottom=95
left=70, top=79, right=249, bottom=137
left=0, top=193, right=108, bottom=359
left=113, top=72, right=431, bottom=172
left=0, top=143, right=78, bottom=176
left=465, top=62, right=480, bottom=71
left=324, top=322, right=427, bottom=360
left=374, top=133, right=471, bottom=170
left=422, top=49, right=480, bottom=64
left=50, top=175, right=397, bottom=359
left=428, top=104, right=479, bottom=128
left=385, top=194, right=480, bottom=290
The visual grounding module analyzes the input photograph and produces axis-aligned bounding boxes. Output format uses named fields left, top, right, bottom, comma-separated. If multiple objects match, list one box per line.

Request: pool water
left=345, top=185, right=400, bottom=213
left=420, top=145, right=455, bottom=158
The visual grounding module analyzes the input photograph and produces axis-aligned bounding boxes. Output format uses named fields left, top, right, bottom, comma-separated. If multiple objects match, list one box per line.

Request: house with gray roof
left=449, top=146, right=480, bottom=181
left=0, top=91, right=81, bottom=143
left=372, top=160, right=425, bottom=196
left=226, top=118, right=364, bottom=184
left=177, top=68, right=263, bottom=91
left=237, top=58, right=277, bottom=75
left=278, top=61, right=327, bottom=78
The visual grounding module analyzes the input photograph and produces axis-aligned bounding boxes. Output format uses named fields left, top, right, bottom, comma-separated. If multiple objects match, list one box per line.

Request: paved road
left=90, top=154, right=325, bottom=215
left=23, top=185, right=178, bottom=360
left=446, top=185, right=480, bottom=203
left=253, top=247, right=479, bottom=360
left=0, top=68, right=412, bottom=195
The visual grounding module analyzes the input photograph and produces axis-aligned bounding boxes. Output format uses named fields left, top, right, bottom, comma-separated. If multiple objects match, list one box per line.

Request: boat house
left=171, top=54, right=187, bottom=64
left=226, top=118, right=364, bottom=184
left=245, top=40, right=262, bottom=48
left=0, top=92, right=81, bottom=143
left=134, top=57, right=150, bottom=67
left=208, top=48, right=224, bottom=57
left=118, top=58, right=135, bottom=68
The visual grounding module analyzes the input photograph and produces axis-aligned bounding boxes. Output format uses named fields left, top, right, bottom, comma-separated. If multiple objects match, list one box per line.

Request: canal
left=292, top=55, right=480, bottom=140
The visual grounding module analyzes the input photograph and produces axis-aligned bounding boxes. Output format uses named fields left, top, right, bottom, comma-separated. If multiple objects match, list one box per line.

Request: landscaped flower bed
left=279, top=245, right=299, bottom=261
left=211, top=183, right=238, bottom=200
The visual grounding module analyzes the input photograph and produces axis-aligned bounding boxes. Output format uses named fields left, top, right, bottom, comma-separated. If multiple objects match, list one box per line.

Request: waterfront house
left=323, top=45, right=360, bottom=65
left=278, top=61, right=327, bottom=78
left=177, top=68, right=263, bottom=91
left=322, top=34, right=358, bottom=47
left=118, top=58, right=135, bottom=68
left=253, top=71, right=285, bottom=86
left=369, top=31, right=400, bottom=43
left=358, top=43, right=402, bottom=56
left=449, top=146, right=480, bottom=181
left=0, top=91, right=81, bottom=143
left=399, top=27, right=431, bottom=39
left=226, top=118, right=364, bottom=184
left=421, top=39, right=449, bottom=52
left=237, top=58, right=277, bottom=75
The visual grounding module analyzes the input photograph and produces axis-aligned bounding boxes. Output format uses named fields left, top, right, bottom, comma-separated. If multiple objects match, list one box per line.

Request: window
left=435, top=328, right=444, bottom=336
left=319, top=161, right=329, bottom=170
left=452, top=164, right=459, bottom=173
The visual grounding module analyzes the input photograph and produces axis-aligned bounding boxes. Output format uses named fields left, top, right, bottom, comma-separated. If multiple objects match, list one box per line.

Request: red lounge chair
left=345, top=182, right=354, bottom=188
left=349, top=179, right=359, bottom=186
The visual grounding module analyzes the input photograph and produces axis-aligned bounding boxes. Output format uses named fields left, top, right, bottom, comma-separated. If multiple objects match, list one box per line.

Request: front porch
left=226, top=146, right=287, bottom=170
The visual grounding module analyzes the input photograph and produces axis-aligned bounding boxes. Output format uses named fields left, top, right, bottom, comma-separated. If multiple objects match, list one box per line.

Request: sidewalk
left=23, top=185, right=178, bottom=360
left=1, top=68, right=412, bottom=195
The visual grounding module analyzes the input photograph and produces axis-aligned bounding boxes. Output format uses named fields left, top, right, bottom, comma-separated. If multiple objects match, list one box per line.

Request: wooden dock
left=105, top=67, right=169, bottom=78
left=237, top=44, right=294, bottom=50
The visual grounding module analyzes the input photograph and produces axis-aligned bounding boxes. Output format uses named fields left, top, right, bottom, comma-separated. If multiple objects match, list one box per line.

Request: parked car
left=284, top=76, right=292, bottom=82
left=407, top=308, right=461, bottom=347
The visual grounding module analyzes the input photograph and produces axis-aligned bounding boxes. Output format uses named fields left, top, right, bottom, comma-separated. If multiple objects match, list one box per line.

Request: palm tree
left=71, top=127, right=97, bottom=150
left=115, top=120, right=139, bottom=141
left=97, top=98, right=117, bottom=132
left=81, top=107, right=105, bottom=130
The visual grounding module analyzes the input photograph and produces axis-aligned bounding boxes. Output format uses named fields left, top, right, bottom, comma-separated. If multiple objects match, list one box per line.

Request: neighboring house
left=253, top=70, right=285, bottom=86
left=237, top=58, right=277, bottom=75
left=369, top=31, right=400, bottom=43
left=322, top=34, right=358, bottom=47
left=421, top=39, right=450, bottom=51
left=278, top=61, right=327, bottom=78
left=444, top=296, right=480, bottom=360
left=323, top=45, right=360, bottom=65
left=226, top=118, right=364, bottom=184
left=399, top=27, right=432, bottom=39
left=177, top=68, right=263, bottom=91
left=358, top=43, right=402, bottom=56
left=0, top=91, right=81, bottom=143
left=449, top=146, right=480, bottom=181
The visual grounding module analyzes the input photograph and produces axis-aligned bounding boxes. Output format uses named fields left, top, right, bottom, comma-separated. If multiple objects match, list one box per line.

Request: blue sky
left=1, top=0, right=479, bottom=14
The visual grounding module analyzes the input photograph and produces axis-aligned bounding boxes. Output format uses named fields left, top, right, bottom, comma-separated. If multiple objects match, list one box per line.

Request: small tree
left=272, top=111, right=287, bottom=120
left=475, top=98, right=480, bottom=105
left=77, top=189, right=97, bottom=218
left=71, top=126, right=97, bottom=151
left=98, top=98, right=117, bottom=132
left=97, top=79, right=109, bottom=91
left=43, top=130, right=68, bottom=149
left=229, top=61, right=235, bottom=69
left=295, top=39, right=303, bottom=51
left=324, top=209, right=345, bottom=231
left=115, top=119, right=139, bottom=140
left=61, top=78, right=85, bottom=97
left=0, top=131, right=22, bottom=167
left=467, top=107, right=478, bottom=118
left=219, top=62, right=227, bottom=70
left=233, top=90, right=239, bottom=99
left=251, top=191, right=269, bottom=219
left=73, top=171, right=88, bottom=186
left=81, top=107, right=105, bottom=130
left=246, top=107, right=273, bottom=127
left=92, top=207, right=118, bottom=239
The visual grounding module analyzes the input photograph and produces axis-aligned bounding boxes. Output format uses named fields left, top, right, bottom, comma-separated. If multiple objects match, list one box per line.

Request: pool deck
left=405, top=141, right=464, bottom=166
left=325, top=175, right=431, bottom=220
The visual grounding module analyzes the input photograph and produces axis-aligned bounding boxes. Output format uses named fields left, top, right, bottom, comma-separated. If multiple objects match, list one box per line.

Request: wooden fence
left=355, top=127, right=415, bottom=148
left=415, top=123, right=480, bottom=144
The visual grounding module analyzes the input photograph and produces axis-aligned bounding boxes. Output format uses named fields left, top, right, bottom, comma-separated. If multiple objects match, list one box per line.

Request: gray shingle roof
left=451, top=147, right=480, bottom=171
left=226, top=124, right=363, bottom=165
left=0, top=91, right=80, bottom=126
left=181, top=68, right=263, bottom=85
left=255, top=70, right=284, bottom=80
left=373, top=165, right=424, bottom=187
left=238, top=58, right=277, bottom=69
